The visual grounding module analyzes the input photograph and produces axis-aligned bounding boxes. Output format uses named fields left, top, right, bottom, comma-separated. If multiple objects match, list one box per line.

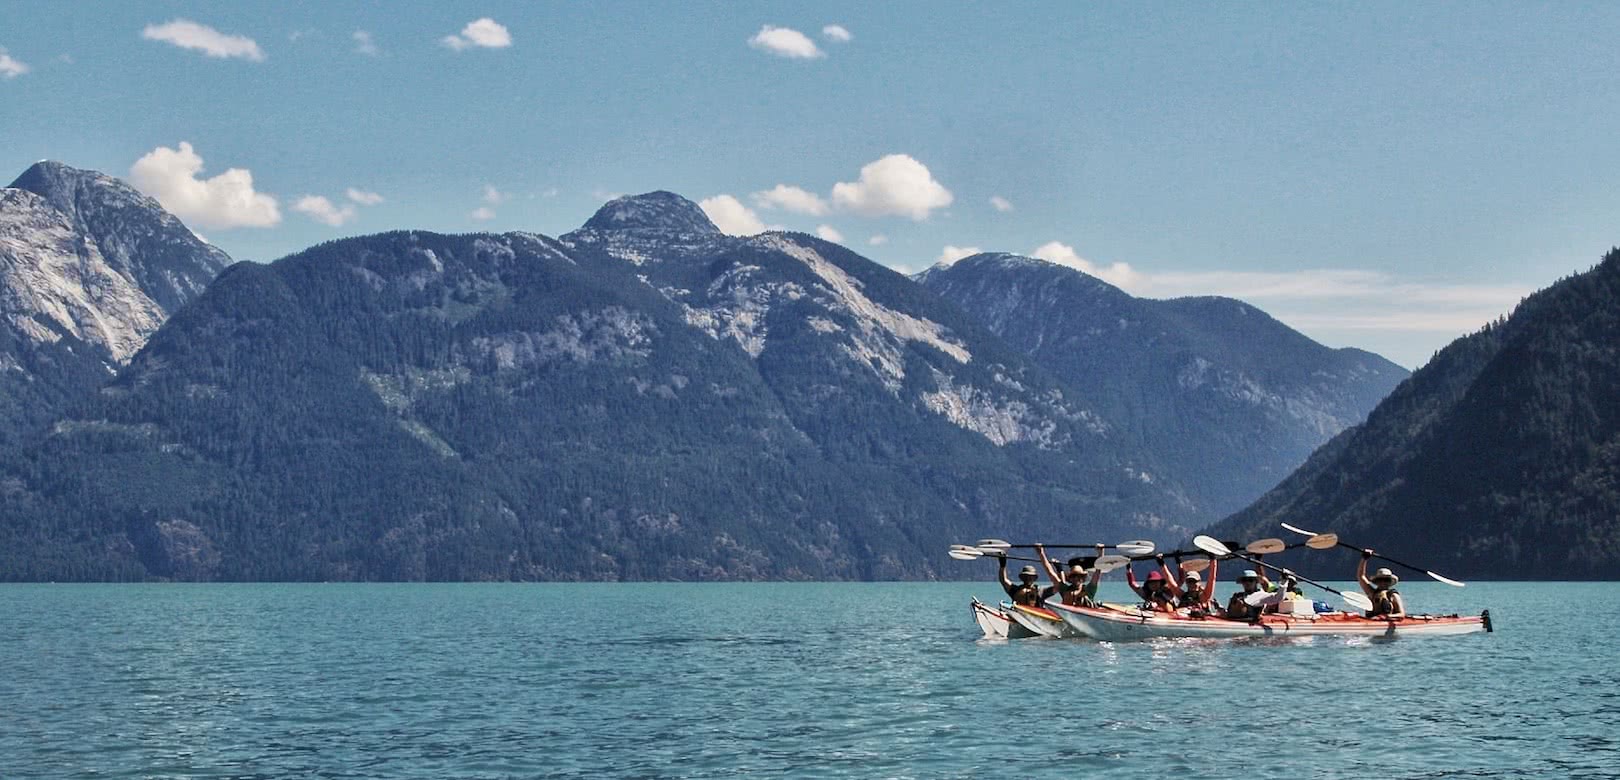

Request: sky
left=3, top=2, right=1619, bottom=368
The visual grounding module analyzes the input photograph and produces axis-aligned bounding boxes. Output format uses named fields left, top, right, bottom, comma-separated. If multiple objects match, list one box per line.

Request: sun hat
left=1239, top=570, right=1259, bottom=580
left=1146, top=570, right=1165, bottom=582
left=1371, top=567, right=1398, bottom=585
left=1183, top=571, right=1201, bottom=582
left=1019, top=565, right=1039, bottom=578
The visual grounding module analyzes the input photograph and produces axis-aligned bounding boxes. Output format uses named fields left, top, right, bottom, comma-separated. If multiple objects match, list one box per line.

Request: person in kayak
left=997, top=555, right=1056, bottom=608
left=1036, top=543, right=1103, bottom=607
left=1223, top=569, right=1266, bottom=621
left=1125, top=555, right=1178, bottom=612
left=1171, top=563, right=1217, bottom=616
left=1358, top=550, right=1407, bottom=619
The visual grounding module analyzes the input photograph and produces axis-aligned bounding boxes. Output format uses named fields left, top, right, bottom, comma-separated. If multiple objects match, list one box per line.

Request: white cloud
left=293, top=195, right=357, bottom=227
left=752, top=184, right=828, bottom=216
left=936, top=245, right=982, bottom=266
left=748, top=25, right=823, bottom=59
left=868, top=235, right=889, bottom=246
left=352, top=30, right=379, bottom=56
left=481, top=184, right=507, bottom=205
left=470, top=206, right=496, bottom=221
left=699, top=194, right=767, bottom=236
left=142, top=19, right=265, bottom=61
left=0, top=48, right=30, bottom=79
left=815, top=225, right=844, bottom=243
left=822, top=25, right=852, bottom=43
left=345, top=188, right=384, bottom=205
left=832, top=154, right=953, bottom=220
left=129, top=142, right=280, bottom=229
left=442, top=18, right=511, bottom=51
left=1031, top=241, right=1140, bottom=288
left=989, top=195, right=1014, bottom=213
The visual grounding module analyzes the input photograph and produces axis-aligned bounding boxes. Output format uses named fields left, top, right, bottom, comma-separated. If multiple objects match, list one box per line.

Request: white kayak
left=970, top=597, right=1012, bottom=639
left=1003, top=602, right=1078, bottom=639
left=1048, top=602, right=1493, bottom=641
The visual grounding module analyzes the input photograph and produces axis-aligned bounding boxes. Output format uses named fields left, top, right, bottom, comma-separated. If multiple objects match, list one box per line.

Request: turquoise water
left=2, top=582, right=1614, bottom=779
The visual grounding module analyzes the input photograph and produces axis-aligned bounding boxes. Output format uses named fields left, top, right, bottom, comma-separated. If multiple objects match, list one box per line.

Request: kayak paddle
left=975, top=539, right=1156, bottom=557
left=1193, top=535, right=1374, bottom=612
left=1280, top=523, right=1465, bottom=587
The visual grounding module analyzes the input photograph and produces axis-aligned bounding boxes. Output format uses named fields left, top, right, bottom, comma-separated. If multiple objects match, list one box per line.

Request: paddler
left=1357, top=549, right=1407, bottom=619
left=1036, top=543, right=1102, bottom=607
left=997, top=554, right=1056, bottom=608
left=1125, top=555, right=1177, bottom=612
left=1170, top=560, right=1217, bottom=616
left=1223, top=569, right=1266, bottom=621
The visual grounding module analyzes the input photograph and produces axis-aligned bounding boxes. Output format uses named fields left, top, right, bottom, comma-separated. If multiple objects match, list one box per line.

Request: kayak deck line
left=1042, top=601, right=1492, bottom=641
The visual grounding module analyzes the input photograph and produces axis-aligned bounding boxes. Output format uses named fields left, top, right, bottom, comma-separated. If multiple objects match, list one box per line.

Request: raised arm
left=1253, top=553, right=1272, bottom=591
left=1036, top=544, right=1063, bottom=586
left=1161, top=555, right=1185, bottom=599
left=997, top=554, right=1016, bottom=596
left=1357, top=549, right=1375, bottom=596
left=1125, top=564, right=1145, bottom=600
left=1200, top=559, right=1219, bottom=607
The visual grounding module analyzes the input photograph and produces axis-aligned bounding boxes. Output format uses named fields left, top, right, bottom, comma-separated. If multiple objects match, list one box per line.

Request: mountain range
left=1, top=163, right=1413, bottom=580
left=918, top=253, right=1407, bottom=517
left=1207, top=248, right=1620, bottom=579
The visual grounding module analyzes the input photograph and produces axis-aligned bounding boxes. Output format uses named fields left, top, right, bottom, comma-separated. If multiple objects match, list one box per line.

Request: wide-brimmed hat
left=1239, top=570, right=1260, bottom=581
left=1019, top=565, right=1039, bottom=578
left=1371, top=567, right=1399, bottom=585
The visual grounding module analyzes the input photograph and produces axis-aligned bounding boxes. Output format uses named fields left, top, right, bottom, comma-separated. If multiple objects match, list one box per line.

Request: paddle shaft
left=1282, top=525, right=1463, bottom=586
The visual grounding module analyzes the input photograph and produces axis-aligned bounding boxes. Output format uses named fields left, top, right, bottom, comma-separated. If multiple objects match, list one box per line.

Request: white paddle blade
left=948, top=548, right=983, bottom=560
left=1340, top=590, right=1374, bottom=612
left=1245, top=538, right=1286, bottom=555
left=976, top=539, right=1011, bottom=551
left=1179, top=558, right=1211, bottom=574
left=1280, top=522, right=1318, bottom=536
left=1093, top=554, right=1131, bottom=573
left=1115, top=542, right=1155, bottom=557
left=1305, top=533, right=1339, bottom=550
left=1427, top=570, right=1467, bottom=588
left=1192, top=535, right=1230, bottom=557
left=1243, top=589, right=1277, bottom=607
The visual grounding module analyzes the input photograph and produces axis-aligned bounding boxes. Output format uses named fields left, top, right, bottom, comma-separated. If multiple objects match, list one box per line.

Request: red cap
left=1146, top=571, right=1165, bottom=582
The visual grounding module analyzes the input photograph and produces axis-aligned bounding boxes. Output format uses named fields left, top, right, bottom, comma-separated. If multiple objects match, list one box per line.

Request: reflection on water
left=0, top=581, right=1606, bottom=779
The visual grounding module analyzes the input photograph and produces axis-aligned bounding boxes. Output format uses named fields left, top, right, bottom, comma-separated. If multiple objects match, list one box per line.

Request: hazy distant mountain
left=1208, top=249, right=1620, bottom=579
left=0, top=161, right=229, bottom=443
left=917, top=253, right=1408, bottom=517
left=0, top=192, right=1204, bottom=581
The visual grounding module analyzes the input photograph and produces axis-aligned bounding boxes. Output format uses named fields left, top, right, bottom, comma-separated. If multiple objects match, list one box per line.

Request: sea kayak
left=1049, top=602, right=1493, bottom=641
left=1004, top=602, right=1076, bottom=639
left=970, top=597, right=1012, bottom=639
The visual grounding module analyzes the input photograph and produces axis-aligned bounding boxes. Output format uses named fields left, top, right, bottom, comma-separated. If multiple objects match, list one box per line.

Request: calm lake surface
left=2, top=582, right=1614, bottom=779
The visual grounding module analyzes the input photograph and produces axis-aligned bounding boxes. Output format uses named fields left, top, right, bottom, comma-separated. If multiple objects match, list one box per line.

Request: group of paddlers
left=995, top=544, right=1407, bottom=620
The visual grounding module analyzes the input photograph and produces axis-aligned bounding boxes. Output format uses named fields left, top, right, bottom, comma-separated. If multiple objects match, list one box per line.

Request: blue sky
left=3, top=2, right=1618, bottom=367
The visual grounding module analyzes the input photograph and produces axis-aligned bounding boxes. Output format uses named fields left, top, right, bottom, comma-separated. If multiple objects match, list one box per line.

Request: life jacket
left=1010, top=581, right=1044, bottom=606
left=1058, top=577, right=1094, bottom=606
left=1367, top=588, right=1401, bottom=618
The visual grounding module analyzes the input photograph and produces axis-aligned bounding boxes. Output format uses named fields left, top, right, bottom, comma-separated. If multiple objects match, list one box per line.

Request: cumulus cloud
left=345, top=188, right=384, bottom=205
left=481, top=184, right=507, bottom=205
left=868, top=235, right=889, bottom=246
left=832, top=154, right=953, bottom=220
left=990, top=195, right=1014, bottom=212
left=815, top=225, right=844, bottom=243
left=129, top=142, right=280, bottom=229
left=469, top=206, right=496, bottom=221
left=0, top=48, right=30, bottom=79
left=293, top=195, right=357, bottom=227
left=352, top=30, right=379, bottom=56
left=699, top=195, right=768, bottom=236
left=142, top=19, right=265, bottom=61
left=752, top=184, right=828, bottom=216
left=936, top=245, right=982, bottom=266
left=1030, top=241, right=1139, bottom=288
left=748, top=25, right=823, bottom=59
left=822, top=25, right=852, bottom=43
left=442, top=18, right=511, bottom=50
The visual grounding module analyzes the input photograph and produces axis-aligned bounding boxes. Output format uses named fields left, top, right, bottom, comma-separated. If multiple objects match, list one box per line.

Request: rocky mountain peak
left=578, top=191, right=720, bottom=236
